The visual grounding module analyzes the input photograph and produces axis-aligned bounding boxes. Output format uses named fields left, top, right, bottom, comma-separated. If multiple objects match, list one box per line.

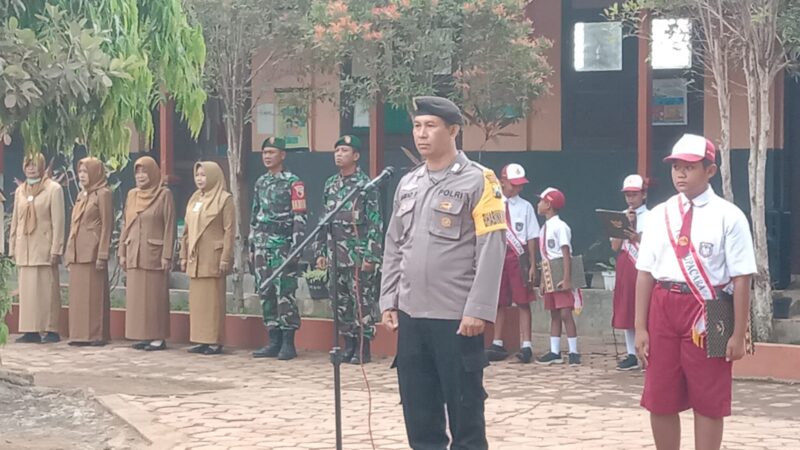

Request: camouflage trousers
left=330, top=266, right=379, bottom=340
left=254, top=244, right=301, bottom=330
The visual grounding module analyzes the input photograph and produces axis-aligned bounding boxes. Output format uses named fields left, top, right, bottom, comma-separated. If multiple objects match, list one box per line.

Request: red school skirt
left=611, top=249, right=637, bottom=329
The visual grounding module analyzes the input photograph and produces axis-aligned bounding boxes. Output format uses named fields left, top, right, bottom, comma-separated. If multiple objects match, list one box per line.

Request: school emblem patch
left=515, top=222, right=523, bottom=232
left=547, top=239, right=556, bottom=249
left=699, top=242, right=714, bottom=258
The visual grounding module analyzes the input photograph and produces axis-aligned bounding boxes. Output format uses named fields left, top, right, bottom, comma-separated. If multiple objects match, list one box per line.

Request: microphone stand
left=259, top=172, right=392, bottom=450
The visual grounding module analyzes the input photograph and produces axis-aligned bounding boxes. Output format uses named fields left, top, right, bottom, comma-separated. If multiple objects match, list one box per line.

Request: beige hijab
left=124, top=156, right=164, bottom=234
left=70, top=157, right=109, bottom=240
left=19, top=154, right=49, bottom=235
left=186, top=161, right=230, bottom=253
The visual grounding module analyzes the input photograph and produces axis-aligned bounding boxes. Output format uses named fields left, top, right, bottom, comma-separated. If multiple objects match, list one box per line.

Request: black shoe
left=485, top=344, right=509, bottom=362
left=350, top=338, right=371, bottom=365
left=202, top=345, right=223, bottom=355
left=41, top=332, right=60, bottom=344
left=144, top=341, right=166, bottom=351
left=188, top=344, right=210, bottom=354
left=535, top=352, right=564, bottom=365
left=343, top=336, right=357, bottom=362
left=515, top=347, right=533, bottom=364
left=252, top=328, right=282, bottom=358
left=132, top=341, right=151, bottom=350
left=616, top=354, right=639, bottom=371
left=68, top=341, right=91, bottom=347
left=15, top=333, right=41, bottom=344
left=89, top=341, right=106, bottom=347
left=568, top=353, right=582, bottom=365
left=277, top=329, right=297, bottom=360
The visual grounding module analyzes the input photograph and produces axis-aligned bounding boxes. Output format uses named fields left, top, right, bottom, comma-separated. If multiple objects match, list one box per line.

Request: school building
left=1, top=0, right=797, bottom=286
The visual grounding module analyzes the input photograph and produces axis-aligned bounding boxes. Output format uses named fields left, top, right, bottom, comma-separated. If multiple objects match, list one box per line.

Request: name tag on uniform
left=27, top=196, right=34, bottom=202
left=192, top=201, right=203, bottom=212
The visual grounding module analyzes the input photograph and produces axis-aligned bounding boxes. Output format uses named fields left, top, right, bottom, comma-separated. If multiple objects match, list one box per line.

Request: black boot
left=15, top=332, right=41, bottom=344
left=253, top=328, right=282, bottom=358
left=343, top=336, right=357, bottom=362
left=277, top=329, right=297, bottom=361
left=350, top=337, right=371, bottom=364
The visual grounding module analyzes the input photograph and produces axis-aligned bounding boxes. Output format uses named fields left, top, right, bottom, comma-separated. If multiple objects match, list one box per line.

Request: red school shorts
left=498, top=248, right=536, bottom=307
left=640, top=285, right=733, bottom=419
left=543, top=290, right=574, bottom=311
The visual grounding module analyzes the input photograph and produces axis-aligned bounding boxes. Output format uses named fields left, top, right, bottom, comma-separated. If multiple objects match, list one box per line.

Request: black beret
left=411, top=96, right=463, bottom=125
left=261, top=137, right=286, bottom=151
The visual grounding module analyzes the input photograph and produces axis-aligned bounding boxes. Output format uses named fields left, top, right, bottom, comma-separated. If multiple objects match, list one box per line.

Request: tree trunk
left=226, top=125, right=247, bottom=313
left=714, top=73, right=734, bottom=202
left=743, top=53, right=773, bottom=342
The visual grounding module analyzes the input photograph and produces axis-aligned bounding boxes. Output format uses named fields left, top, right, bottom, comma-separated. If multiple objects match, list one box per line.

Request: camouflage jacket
left=315, top=168, right=383, bottom=267
left=249, top=170, right=307, bottom=249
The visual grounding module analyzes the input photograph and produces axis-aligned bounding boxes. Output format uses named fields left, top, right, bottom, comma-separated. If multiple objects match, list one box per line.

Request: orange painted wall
left=463, top=0, right=563, bottom=151
left=250, top=49, right=340, bottom=152
left=704, top=68, right=785, bottom=149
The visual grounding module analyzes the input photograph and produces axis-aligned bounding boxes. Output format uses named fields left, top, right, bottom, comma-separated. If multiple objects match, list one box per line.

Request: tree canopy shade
left=0, top=0, right=206, bottom=166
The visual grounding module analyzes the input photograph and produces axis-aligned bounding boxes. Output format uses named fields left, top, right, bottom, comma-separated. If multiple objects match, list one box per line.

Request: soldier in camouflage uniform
left=315, top=135, right=383, bottom=364
left=251, top=137, right=307, bottom=361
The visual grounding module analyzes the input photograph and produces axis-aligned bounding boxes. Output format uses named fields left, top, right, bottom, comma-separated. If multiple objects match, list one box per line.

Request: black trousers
left=395, top=311, right=489, bottom=450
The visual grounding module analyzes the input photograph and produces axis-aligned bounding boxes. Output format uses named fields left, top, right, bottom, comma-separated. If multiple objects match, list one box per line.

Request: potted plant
left=595, top=257, right=617, bottom=291
left=303, top=268, right=329, bottom=300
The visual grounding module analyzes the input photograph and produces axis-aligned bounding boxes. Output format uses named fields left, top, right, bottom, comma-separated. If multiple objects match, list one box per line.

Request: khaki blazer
left=9, top=180, right=66, bottom=266
left=65, top=188, right=113, bottom=264
left=119, top=189, right=176, bottom=271
left=180, top=196, right=235, bottom=278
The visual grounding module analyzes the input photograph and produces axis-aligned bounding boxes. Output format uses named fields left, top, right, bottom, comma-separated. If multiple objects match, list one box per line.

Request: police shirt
left=539, top=215, right=572, bottom=260
left=506, top=195, right=540, bottom=243
left=379, top=151, right=508, bottom=322
left=636, top=187, right=756, bottom=285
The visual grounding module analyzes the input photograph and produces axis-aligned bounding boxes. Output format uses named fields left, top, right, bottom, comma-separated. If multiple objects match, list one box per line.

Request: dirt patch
left=0, top=378, right=146, bottom=450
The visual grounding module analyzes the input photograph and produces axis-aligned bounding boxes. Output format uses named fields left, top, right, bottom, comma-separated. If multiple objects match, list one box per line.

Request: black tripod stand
left=259, top=167, right=394, bottom=450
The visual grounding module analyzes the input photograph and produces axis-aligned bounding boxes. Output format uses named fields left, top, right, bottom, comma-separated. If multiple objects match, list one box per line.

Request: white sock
left=624, top=329, right=636, bottom=356
left=522, top=341, right=532, bottom=349
left=493, top=339, right=504, bottom=347
left=568, top=337, right=578, bottom=354
left=550, top=337, right=560, bottom=354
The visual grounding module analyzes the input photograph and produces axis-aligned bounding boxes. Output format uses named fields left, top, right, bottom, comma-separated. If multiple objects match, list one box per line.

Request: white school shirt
left=506, top=195, right=540, bottom=243
left=539, top=215, right=572, bottom=260
left=636, top=187, right=757, bottom=286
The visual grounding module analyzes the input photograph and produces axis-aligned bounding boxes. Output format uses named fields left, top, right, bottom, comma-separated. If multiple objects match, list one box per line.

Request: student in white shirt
left=635, top=134, right=756, bottom=450
left=610, top=174, right=649, bottom=371
left=535, top=188, right=582, bottom=365
left=485, top=164, right=540, bottom=363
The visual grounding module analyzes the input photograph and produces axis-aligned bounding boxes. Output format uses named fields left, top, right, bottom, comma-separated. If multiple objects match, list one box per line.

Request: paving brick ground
left=2, top=336, right=799, bottom=449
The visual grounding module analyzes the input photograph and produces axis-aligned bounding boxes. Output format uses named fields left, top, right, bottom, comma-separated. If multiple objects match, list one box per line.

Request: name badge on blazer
left=192, top=202, right=203, bottom=212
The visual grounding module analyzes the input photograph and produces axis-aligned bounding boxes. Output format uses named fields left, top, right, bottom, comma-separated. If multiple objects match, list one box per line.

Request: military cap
left=261, top=136, right=286, bottom=151
left=334, top=135, right=362, bottom=152
left=411, top=96, right=463, bottom=125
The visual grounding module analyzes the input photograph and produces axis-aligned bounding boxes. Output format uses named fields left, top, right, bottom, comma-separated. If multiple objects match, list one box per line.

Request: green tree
left=309, top=0, right=551, bottom=149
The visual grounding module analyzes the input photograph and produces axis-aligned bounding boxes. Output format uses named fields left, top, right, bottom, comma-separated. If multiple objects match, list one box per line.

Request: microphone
left=361, top=166, right=396, bottom=192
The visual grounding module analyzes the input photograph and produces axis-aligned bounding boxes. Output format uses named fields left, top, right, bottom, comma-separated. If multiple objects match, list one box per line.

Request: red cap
left=539, top=187, right=565, bottom=210
left=501, top=163, right=529, bottom=186
left=664, top=134, right=716, bottom=163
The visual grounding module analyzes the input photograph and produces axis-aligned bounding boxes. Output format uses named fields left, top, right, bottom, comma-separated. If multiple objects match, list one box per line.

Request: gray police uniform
left=380, top=147, right=507, bottom=449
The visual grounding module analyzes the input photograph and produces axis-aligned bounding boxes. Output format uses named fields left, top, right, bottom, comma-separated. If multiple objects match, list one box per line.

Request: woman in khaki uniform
left=9, top=154, right=65, bottom=344
left=180, top=161, right=234, bottom=355
left=65, top=157, right=113, bottom=346
left=119, top=156, right=175, bottom=351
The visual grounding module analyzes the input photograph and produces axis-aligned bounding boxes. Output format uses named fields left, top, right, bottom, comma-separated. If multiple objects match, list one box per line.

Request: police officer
left=315, top=135, right=383, bottom=364
left=251, top=137, right=307, bottom=360
left=380, top=96, right=507, bottom=449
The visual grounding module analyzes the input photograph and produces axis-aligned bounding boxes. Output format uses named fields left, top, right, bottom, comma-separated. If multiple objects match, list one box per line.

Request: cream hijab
left=185, top=161, right=230, bottom=253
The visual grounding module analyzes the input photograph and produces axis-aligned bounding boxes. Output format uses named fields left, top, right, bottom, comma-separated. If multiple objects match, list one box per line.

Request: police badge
left=699, top=242, right=714, bottom=258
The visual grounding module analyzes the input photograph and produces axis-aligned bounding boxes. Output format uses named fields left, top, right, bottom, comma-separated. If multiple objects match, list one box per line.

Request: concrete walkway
left=2, top=337, right=799, bottom=449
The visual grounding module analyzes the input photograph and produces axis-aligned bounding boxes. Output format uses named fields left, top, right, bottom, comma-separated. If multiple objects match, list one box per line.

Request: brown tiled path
left=2, top=337, right=799, bottom=449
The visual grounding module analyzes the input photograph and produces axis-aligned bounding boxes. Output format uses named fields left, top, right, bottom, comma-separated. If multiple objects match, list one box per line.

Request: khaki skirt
left=68, top=263, right=110, bottom=342
left=125, top=268, right=170, bottom=340
left=189, top=277, right=226, bottom=344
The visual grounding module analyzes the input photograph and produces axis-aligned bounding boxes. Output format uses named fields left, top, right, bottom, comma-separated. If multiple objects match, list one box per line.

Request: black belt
left=656, top=281, right=731, bottom=298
